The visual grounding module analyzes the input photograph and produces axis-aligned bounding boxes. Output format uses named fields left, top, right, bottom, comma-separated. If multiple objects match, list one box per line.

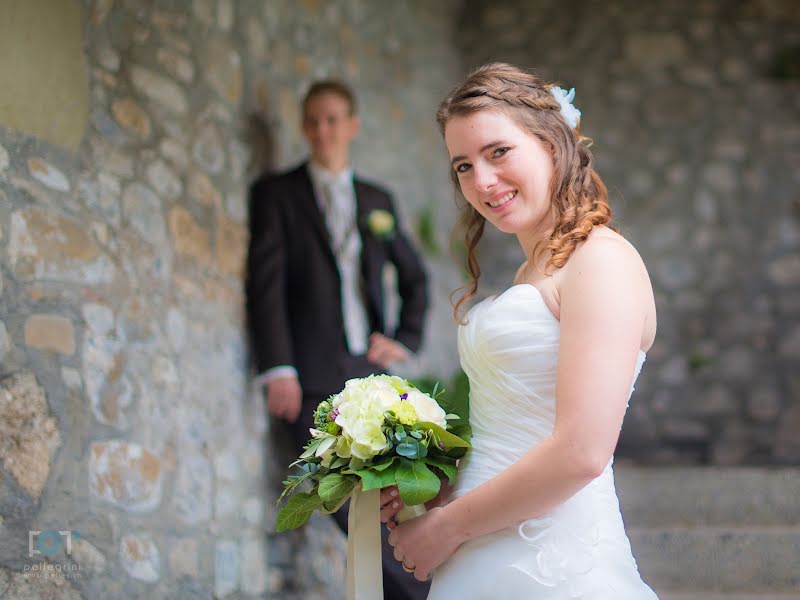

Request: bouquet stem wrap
left=396, top=503, right=426, bottom=523
left=346, top=486, right=383, bottom=600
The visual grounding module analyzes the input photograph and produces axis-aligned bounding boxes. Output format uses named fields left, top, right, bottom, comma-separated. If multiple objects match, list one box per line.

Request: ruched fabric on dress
left=428, top=284, right=658, bottom=599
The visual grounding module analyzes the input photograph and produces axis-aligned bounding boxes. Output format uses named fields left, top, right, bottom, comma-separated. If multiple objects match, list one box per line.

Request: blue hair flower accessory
left=549, top=86, right=582, bottom=129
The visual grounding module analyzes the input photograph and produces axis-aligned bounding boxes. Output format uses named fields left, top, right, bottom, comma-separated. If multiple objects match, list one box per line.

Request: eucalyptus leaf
left=396, top=441, right=419, bottom=459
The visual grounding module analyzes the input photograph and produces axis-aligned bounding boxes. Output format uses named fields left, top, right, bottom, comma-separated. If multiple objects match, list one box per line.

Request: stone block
left=187, top=171, right=221, bottom=206
left=130, top=65, right=188, bottom=114
left=111, top=98, right=152, bottom=139
left=89, top=441, right=162, bottom=511
left=206, top=40, right=242, bottom=105
left=0, top=372, right=61, bottom=499
left=216, top=215, right=246, bottom=276
left=8, top=207, right=115, bottom=284
left=169, top=206, right=211, bottom=263
left=120, top=534, right=160, bottom=582
left=24, top=314, right=75, bottom=355
left=122, top=183, right=167, bottom=246
left=168, top=537, right=199, bottom=578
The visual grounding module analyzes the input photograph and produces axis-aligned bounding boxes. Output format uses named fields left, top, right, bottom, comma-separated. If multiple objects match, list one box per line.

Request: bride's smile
left=445, top=109, right=556, bottom=242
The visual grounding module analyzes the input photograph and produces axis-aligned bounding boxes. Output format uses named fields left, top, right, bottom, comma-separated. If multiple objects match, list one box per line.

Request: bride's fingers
left=380, top=487, right=399, bottom=507
left=380, top=498, right=403, bottom=523
left=415, top=569, right=431, bottom=582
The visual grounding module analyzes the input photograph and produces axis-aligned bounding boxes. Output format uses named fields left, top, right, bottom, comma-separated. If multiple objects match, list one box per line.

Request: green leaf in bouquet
left=395, top=459, right=441, bottom=506
left=314, top=435, right=337, bottom=457
left=448, top=423, right=473, bottom=445
left=275, top=492, right=324, bottom=532
left=410, top=430, right=423, bottom=439
left=299, top=437, right=325, bottom=459
left=329, top=456, right=349, bottom=470
left=371, top=456, right=399, bottom=471
left=423, top=456, right=458, bottom=485
left=355, top=462, right=400, bottom=491
left=348, top=457, right=367, bottom=471
left=418, top=422, right=470, bottom=449
left=318, top=473, right=356, bottom=507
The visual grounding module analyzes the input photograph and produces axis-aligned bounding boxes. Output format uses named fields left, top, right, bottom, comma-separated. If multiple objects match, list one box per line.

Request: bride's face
left=444, top=109, right=555, bottom=237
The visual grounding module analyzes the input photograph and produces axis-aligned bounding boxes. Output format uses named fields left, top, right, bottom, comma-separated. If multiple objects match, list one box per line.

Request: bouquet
left=275, top=374, right=471, bottom=531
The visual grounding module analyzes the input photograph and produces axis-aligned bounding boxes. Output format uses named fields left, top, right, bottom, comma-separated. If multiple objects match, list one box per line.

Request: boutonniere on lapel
left=363, top=209, right=395, bottom=240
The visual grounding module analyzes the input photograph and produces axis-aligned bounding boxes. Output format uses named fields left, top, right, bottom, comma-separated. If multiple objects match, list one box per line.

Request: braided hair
left=437, top=62, right=614, bottom=321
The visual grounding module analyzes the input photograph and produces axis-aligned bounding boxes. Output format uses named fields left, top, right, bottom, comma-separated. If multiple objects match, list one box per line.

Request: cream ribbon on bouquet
left=346, top=486, right=383, bottom=600
left=345, top=486, right=426, bottom=600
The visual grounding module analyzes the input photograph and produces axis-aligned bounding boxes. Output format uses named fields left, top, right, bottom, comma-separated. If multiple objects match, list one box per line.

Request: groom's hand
left=265, top=376, right=302, bottom=423
left=367, top=333, right=410, bottom=368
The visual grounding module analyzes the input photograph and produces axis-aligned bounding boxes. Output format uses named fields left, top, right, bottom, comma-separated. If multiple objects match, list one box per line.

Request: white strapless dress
left=427, top=284, right=659, bottom=599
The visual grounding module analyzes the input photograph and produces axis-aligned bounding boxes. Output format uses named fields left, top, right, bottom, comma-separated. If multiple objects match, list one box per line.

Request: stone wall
left=0, top=1, right=462, bottom=598
left=457, top=0, right=800, bottom=464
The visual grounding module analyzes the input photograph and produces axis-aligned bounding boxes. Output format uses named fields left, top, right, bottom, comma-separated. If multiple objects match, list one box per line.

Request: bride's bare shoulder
left=570, top=226, right=646, bottom=268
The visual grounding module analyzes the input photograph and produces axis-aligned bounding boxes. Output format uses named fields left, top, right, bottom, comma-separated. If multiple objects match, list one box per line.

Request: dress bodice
left=444, top=283, right=654, bottom=597
left=456, top=283, right=645, bottom=484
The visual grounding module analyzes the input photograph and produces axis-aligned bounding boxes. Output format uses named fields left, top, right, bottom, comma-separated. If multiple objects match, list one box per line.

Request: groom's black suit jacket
left=246, top=162, right=428, bottom=396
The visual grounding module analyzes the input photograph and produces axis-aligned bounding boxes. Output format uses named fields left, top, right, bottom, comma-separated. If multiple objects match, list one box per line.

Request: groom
left=246, top=80, right=429, bottom=599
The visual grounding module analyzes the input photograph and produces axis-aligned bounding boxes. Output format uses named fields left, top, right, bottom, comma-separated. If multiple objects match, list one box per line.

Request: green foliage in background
left=416, top=207, right=440, bottom=256
left=410, top=369, right=470, bottom=426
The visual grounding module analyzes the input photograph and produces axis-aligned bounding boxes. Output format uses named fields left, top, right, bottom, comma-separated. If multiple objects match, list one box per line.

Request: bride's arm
left=388, top=236, right=654, bottom=578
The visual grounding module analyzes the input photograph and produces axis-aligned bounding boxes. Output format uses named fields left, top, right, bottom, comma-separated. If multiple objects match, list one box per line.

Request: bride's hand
left=379, top=486, right=404, bottom=525
left=380, top=481, right=454, bottom=529
left=387, top=506, right=464, bottom=581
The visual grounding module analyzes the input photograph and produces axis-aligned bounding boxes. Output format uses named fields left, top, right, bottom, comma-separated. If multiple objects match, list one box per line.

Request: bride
left=380, top=63, right=660, bottom=598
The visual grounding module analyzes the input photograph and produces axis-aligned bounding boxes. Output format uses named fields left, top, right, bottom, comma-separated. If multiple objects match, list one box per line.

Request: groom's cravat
left=314, top=167, right=370, bottom=356
left=321, top=179, right=357, bottom=257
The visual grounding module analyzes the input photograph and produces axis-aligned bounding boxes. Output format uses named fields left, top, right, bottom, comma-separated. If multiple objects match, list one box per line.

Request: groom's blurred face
left=445, top=109, right=555, bottom=237
left=302, top=92, right=360, bottom=170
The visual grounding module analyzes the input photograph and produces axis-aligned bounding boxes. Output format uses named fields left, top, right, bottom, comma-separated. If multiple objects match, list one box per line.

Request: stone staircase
left=615, top=466, right=800, bottom=599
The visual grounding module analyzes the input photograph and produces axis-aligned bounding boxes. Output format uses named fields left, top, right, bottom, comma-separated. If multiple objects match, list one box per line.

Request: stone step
left=661, top=594, right=800, bottom=600
left=629, top=526, right=800, bottom=593
left=615, top=466, right=800, bottom=527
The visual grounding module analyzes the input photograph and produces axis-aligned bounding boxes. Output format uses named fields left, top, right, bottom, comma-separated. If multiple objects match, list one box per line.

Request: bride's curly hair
left=437, top=62, right=615, bottom=321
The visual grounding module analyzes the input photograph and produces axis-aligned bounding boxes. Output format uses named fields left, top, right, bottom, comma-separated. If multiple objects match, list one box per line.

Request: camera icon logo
left=28, top=530, right=80, bottom=557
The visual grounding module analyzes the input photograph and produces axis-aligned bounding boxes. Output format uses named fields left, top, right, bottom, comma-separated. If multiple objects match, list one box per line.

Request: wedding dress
left=427, top=284, right=659, bottom=599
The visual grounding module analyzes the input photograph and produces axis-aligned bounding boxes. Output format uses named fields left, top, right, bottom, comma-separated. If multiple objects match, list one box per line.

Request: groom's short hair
left=302, top=80, right=358, bottom=116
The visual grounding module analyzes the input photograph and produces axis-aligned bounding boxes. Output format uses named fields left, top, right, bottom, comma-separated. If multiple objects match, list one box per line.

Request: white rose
left=405, top=389, right=447, bottom=429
